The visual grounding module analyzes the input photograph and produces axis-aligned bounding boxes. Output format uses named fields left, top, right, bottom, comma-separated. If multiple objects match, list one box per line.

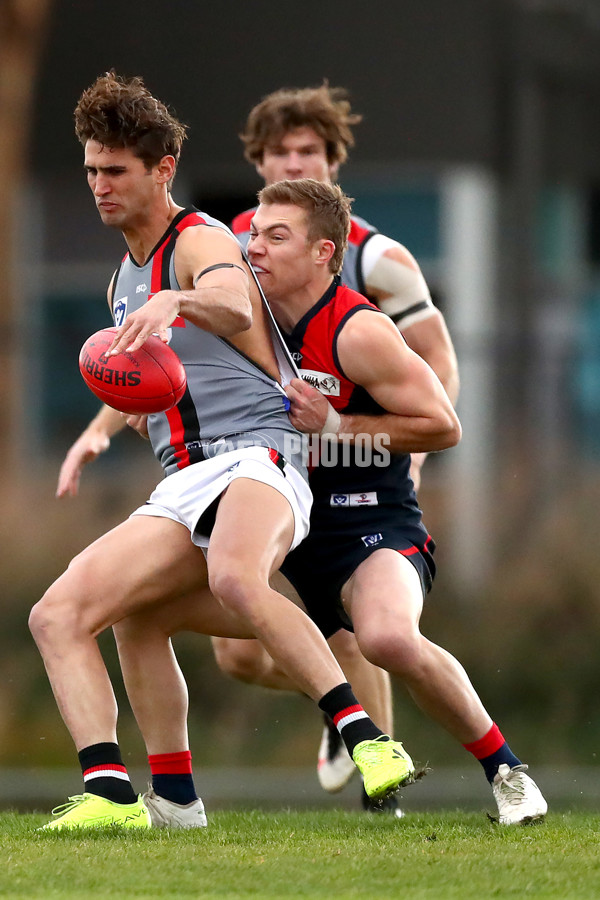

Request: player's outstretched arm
left=56, top=404, right=126, bottom=498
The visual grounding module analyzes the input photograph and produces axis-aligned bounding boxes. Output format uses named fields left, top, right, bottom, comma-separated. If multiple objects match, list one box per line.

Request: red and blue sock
left=318, top=683, right=386, bottom=756
left=149, top=750, right=198, bottom=805
left=464, top=723, right=521, bottom=782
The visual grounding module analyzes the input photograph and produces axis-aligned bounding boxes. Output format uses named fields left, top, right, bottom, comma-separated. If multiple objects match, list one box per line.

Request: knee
left=29, top=584, right=75, bottom=649
left=358, top=625, right=423, bottom=676
left=209, top=563, right=260, bottom=617
left=212, top=638, right=269, bottom=685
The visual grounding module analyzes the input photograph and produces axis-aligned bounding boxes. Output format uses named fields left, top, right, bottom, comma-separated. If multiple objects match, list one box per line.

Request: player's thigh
left=47, top=515, right=209, bottom=634
left=115, top=587, right=254, bottom=653
left=208, top=477, right=295, bottom=581
left=341, top=548, right=424, bottom=636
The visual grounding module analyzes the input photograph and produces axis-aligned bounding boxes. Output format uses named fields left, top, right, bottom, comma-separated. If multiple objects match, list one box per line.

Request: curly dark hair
left=240, top=82, right=362, bottom=167
left=258, top=179, right=352, bottom=274
left=74, top=71, right=188, bottom=172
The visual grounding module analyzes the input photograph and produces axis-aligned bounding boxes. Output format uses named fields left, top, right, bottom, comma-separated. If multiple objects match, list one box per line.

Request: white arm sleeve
left=361, top=233, right=436, bottom=329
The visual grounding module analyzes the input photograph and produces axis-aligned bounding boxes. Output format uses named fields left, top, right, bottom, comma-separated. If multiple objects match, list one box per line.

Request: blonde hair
left=258, top=179, right=352, bottom=274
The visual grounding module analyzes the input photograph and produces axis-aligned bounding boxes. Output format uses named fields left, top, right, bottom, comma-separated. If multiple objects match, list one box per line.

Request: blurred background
left=2, top=0, right=600, bottom=813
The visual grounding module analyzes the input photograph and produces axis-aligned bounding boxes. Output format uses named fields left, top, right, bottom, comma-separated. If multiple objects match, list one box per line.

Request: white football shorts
left=130, top=445, right=311, bottom=551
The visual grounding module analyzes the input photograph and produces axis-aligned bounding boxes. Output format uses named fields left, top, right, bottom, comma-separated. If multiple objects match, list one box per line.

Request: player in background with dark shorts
left=216, top=83, right=459, bottom=810
left=31, top=73, right=426, bottom=830
left=114, top=179, right=546, bottom=826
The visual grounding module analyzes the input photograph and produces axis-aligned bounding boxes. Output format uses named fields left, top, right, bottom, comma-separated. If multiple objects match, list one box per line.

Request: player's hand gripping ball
left=79, top=327, right=187, bottom=414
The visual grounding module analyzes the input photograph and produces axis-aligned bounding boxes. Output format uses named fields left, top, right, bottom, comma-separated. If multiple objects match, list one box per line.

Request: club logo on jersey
left=361, top=533, right=383, bottom=547
left=329, top=492, right=379, bottom=507
left=136, top=283, right=148, bottom=293
left=301, top=369, right=340, bottom=397
left=114, top=297, right=127, bottom=326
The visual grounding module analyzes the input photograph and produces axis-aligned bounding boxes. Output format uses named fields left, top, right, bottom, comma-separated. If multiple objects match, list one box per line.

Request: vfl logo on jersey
left=330, top=492, right=378, bottom=507
left=331, top=494, right=349, bottom=507
left=361, top=533, right=383, bottom=547
left=301, top=369, right=340, bottom=397
left=114, top=297, right=127, bottom=326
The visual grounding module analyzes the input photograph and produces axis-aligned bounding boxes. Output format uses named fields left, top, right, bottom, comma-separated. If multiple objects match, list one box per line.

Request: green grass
left=1, top=809, right=599, bottom=899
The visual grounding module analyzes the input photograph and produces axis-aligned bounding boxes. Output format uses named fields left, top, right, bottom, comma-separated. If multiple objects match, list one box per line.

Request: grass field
left=1, top=809, right=599, bottom=899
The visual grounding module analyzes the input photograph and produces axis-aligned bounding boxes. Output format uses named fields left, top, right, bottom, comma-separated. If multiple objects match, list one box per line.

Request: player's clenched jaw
left=83, top=140, right=164, bottom=230
left=248, top=203, right=320, bottom=305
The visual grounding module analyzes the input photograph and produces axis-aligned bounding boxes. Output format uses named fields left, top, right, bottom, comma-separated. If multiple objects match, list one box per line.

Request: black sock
left=318, top=683, right=386, bottom=757
left=78, top=742, right=137, bottom=804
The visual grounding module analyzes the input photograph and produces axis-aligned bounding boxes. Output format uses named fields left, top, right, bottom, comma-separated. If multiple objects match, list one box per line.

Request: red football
left=79, top=327, right=187, bottom=414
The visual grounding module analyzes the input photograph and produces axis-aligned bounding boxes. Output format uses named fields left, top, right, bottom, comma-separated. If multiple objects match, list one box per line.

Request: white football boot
left=317, top=716, right=357, bottom=793
left=492, top=764, right=548, bottom=824
left=142, top=788, right=207, bottom=828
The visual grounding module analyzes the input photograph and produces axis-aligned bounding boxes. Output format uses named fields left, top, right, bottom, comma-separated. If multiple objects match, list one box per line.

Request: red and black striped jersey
left=282, top=277, right=423, bottom=529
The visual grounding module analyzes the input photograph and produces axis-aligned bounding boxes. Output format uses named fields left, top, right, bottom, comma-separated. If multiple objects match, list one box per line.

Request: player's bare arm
left=401, top=311, right=459, bottom=406
left=56, top=403, right=127, bottom=498
left=108, top=227, right=253, bottom=355
left=365, top=243, right=459, bottom=405
left=364, top=243, right=430, bottom=319
left=287, top=312, right=460, bottom=453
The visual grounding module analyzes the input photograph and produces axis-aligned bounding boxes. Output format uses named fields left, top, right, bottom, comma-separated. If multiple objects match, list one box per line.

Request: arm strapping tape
left=193, top=262, right=246, bottom=287
left=319, top=404, right=341, bottom=438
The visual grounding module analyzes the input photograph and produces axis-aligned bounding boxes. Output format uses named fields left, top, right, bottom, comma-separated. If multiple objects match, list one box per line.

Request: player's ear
left=314, top=239, right=336, bottom=266
left=156, top=155, right=176, bottom=185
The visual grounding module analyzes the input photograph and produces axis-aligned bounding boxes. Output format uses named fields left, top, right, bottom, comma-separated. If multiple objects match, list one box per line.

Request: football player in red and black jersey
left=118, top=179, right=546, bottom=825
left=219, top=83, right=459, bottom=809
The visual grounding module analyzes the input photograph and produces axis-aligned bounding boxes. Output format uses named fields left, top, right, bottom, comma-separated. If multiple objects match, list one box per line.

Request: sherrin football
left=79, top=327, right=187, bottom=414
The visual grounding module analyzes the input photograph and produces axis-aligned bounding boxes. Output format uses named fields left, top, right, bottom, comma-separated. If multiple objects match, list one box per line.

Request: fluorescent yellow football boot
left=352, top=737, right=415, bottom=799
left=42, top=792, right=151, bottom=830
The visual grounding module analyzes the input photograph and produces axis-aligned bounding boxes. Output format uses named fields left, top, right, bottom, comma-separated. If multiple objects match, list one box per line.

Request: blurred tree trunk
left=0, top=0, right=52, bottom=464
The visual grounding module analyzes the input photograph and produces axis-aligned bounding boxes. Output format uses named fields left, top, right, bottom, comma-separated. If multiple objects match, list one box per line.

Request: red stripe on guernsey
left=463, top=723, right=505, bottom=759
left=148, top=751, right=192, bottom=775
left=348, top=219, right=372, bottom=246
left=149, top=212, right=208, bottom=328
left=332, top=704, right=369, bottom=730
left=231, top=208, right=255, bottom=235
left=166, top=404, right=190, bottom=469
